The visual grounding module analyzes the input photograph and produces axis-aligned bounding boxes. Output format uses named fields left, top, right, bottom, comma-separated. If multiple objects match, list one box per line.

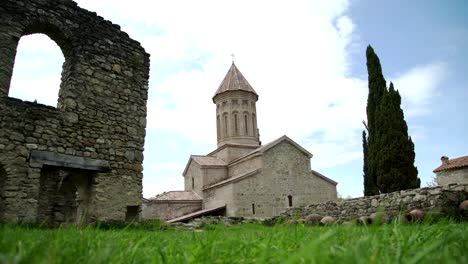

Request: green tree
left=363, top=45, right=386, bottom=196
left=363, top=46, right=420, bottom=195
left=373, top=83, right=420, bottom=192
left=362, top=130, right=376, bottom=196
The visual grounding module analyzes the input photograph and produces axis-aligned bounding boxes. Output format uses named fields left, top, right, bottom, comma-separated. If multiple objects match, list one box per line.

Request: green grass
left=0, top=221, right=467, bottom=264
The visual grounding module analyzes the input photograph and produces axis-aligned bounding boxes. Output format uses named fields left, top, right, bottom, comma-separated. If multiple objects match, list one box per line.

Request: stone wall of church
left=437, top=168, right=468, bottom=186
left=231, top=140, right=337, bottom=218
left=0, top=0, right=149, bottom=225
left=203, top=167, right=228, bottom=188
left=228, top=155, right=262, bottom=178
left=142, top=201, right=202, bottom=221
left=184, top=162, right=203, bottom=197
left=280, top=183, right=468, bottom=221
left=203, top=183, right=234, bottom=214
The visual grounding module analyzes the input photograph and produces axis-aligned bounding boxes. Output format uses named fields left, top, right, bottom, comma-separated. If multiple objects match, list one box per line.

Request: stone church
left=143, top=63, right=337, bottom=221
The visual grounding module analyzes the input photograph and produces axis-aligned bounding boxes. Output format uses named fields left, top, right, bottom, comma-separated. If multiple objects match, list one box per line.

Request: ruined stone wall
left=0, top=0, right=150, bottom=224
left=142, top=201, right=202, bottom=221
left=281, top=184, right=468, bottom=221
left=437, top=168, right=468, bottom=186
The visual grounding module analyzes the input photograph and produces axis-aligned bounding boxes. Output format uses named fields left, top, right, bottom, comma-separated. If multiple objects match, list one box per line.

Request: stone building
left=0, top=0, right=150, bottom=225
left=144, top=63, right=337, bottom=221
left=141, top=191, right=202, bottom=221
left=433, top=155, right=468, bottom=185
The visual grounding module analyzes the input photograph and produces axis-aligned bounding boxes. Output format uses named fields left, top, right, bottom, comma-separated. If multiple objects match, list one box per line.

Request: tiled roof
left=213, top=62, right=258, bottom=98
left=192, top=155, right=226, bottom=166
left=229, top=135, right=312, bottom=165
left=167, top=204, right=226, bottom=223
left=433, top=155, right=468, bottom=172
left=149, top=191, right=202, bottom=201
left=182, top=155, right=227, bottom=176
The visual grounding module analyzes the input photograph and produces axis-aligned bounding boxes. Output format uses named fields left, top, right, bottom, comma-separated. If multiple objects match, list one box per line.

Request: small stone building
left=142, top=191, right=202, bottom=221
left=0, top=0, right=150, bottom=225
left=144, top=63, right=337, bottom=221
left=433, top=155, right=468, bottom=185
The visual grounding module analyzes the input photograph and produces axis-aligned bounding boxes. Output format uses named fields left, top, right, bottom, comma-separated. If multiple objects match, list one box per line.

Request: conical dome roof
left=213, top=63, right=258, bottom=99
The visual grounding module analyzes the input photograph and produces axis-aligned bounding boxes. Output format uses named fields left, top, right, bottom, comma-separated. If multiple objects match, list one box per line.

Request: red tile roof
left=433, top=155, right=468, bottom=172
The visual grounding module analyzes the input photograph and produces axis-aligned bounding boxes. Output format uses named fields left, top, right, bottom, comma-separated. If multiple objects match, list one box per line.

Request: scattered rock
left=320, top=216, right=336, bottom=225
left=305, top=214, right=322, bottom=225
left=405, top=209, right=425, bottom=222
left=460, top=200, right=468, bottom=217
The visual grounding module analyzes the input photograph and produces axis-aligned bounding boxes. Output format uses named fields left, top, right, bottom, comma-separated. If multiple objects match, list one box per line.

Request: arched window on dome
left=223, top=113, right=229, bottom=137
left=233, top=112, right=239, bottom=136
left=252, top=113, right=257, bottom=138
left=216, top=115, right=221, bottom=141
left=243, top=112, right=249, bottom=136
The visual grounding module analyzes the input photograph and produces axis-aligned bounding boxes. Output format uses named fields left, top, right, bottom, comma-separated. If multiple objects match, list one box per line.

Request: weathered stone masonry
left=281, top=184, right=468, bottom=221
left=0, top=0, right=150, bottom=225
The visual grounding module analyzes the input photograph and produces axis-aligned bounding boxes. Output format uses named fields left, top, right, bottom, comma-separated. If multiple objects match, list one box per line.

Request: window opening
left=252, top=114, right=257, bottom=137
left=224, top=115, right=228, bottom=137
left=244, top=114, right=248, bottom=135
left=126, top=206, right=139, bottom=222
left=252, top=203, right=256, bottom=215
left=192, top=177, right=194, bottom=190
left=234, top=114, right=238, bottom=135
left=288, top=195, right=293, bottom=207
left=9, top=34, right=64, bottom=107
left=216, top=115, right=221, bottom=140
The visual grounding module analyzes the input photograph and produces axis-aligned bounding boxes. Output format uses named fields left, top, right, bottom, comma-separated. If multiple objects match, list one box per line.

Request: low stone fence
left=281, top=184, right=468, bottom=221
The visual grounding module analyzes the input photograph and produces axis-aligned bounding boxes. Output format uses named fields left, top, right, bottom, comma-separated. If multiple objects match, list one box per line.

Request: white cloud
left=390, top=62, right=447, bottom=117
left=10, top=0, right=450, bottom=197
left=143, top=162, right=186, bottom=198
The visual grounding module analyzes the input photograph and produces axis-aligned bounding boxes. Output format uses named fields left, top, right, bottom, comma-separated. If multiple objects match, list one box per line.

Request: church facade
left=144, top=63, right=337, bottom=221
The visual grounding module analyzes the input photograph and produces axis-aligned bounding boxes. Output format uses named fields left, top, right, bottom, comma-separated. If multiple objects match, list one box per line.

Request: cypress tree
left=362, top=130, right=375, bottom=196
left=363, top=45, right=386, bottom=196
left=374, top=83, right=420, bottom=192
left=363, top=45, right=420, bottom=195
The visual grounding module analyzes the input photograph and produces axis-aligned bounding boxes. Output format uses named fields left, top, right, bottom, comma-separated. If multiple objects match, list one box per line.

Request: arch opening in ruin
left=9, top=34, right=65, bottom=107
left=37, top=166, right=94, bottom=227
left=2, top=20, right=76, bottom=107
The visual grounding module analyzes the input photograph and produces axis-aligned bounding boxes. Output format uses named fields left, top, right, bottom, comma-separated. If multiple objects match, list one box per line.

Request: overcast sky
left=9, top=0, right=468, bottom=198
